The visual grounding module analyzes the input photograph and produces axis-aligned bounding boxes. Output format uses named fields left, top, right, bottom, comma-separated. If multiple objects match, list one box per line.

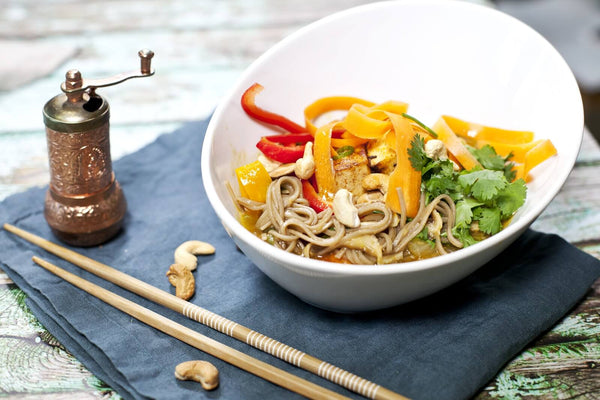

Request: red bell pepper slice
left=301, top=179, right=331, bottom=212
left=256, top=132, right=314, bottom=163
left=256, top=137, right=305, bottom=163
left=261, top=132, right=314, bottom=145
left=331, top=127, right=346, bottom=138
left=241, top=83, right=307, bottom=133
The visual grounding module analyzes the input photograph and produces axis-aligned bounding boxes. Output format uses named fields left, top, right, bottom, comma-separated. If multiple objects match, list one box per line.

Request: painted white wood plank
left=0, top=0, right=378, bottom=38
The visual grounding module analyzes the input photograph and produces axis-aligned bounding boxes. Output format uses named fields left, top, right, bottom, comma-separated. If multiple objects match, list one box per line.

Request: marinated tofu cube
left=366, top=137, right=396, bottom=174
left=333, top=146, right=371, bottom=197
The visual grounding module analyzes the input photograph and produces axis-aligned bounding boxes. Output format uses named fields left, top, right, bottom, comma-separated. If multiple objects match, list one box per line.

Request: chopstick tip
left=31, top=256, right=51, bottom=271
left=32, top=256, right=47, bottom=267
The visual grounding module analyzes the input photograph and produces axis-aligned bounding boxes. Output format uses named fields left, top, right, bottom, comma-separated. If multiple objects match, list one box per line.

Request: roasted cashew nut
left=175, top=360, right=219, bottom=391
left=166, top=263, right=195, bottom=300
left=294, top=141, right=315, bottom=180
left=257, top=153, right=282, bottom=172
left=424, top=139, right=448, bottom=161
left=258, top=154, right=296, bottom=178
left=174, top=240, right=215, bottom=271
left=268, top=163, right=296, bottom=178
left=423, top=140, right=461, bottom=171
left=332, top=189, right=360, bottom=228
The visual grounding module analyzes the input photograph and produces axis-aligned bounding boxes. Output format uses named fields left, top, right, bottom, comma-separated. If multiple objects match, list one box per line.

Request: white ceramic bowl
left=201, top=0, right=583, bottom=312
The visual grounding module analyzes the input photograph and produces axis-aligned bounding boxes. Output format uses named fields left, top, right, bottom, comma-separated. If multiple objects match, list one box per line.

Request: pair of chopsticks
left=3, top=224, right=408, bottom=400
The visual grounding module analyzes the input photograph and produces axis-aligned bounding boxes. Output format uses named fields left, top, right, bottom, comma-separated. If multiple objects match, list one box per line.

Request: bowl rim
left=201, top=0, right=584, bottom=277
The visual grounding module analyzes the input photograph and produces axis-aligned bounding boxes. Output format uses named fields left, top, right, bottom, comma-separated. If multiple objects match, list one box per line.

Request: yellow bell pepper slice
left=235, top=160, right=272, bottom=203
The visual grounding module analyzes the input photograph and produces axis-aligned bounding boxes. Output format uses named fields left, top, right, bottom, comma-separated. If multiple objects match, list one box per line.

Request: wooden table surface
left=1, top=1, right=599, bottom=398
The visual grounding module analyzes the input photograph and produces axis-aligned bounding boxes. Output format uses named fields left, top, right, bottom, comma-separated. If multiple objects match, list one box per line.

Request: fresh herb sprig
left=333, top=145, right=355, bottom=160
left=402, top=113, right=438, bottom=138
left=408, top=138, right=526, bottom=246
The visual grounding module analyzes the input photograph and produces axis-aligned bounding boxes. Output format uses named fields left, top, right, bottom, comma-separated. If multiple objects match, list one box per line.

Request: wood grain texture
left=0, top=0, right=380, bottom=199
left=476, top=277, right=600, bottom=400
left=0, top=283, right=119, bottom=398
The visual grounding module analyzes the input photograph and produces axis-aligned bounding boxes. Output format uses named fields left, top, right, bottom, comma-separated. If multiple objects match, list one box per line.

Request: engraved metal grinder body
left=43, top=49, right=155, bottom=246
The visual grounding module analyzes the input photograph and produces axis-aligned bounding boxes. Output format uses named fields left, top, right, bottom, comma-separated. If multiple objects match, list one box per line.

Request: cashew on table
left=168, top=240, right=215, bottom=300
left=174, top=240, right=216, bottom=271
left=166, top=264, right=195, bottom=300
left=175, top=360, right=219, bottom=390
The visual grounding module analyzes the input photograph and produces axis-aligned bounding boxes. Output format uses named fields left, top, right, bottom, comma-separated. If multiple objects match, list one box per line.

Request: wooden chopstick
left=4, top=223, right=408, bottom=400
left=31, top=255, right=349, bottom=400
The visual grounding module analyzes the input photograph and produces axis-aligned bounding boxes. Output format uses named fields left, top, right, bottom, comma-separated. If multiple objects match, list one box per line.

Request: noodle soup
left=230, top=84, right=556, bottom=265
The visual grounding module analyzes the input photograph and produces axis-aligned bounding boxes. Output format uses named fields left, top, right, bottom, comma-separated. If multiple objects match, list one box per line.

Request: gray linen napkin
left=1, top=119, right=599, bottom=400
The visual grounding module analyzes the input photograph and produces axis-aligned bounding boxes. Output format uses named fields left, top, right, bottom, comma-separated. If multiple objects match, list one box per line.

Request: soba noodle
left=233, top=176, right=463, bottom=264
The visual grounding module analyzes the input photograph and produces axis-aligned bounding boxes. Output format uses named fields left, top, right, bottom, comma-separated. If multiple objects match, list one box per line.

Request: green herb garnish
left=402, top=113, right=438, bottom=138
left=333, top=145, right=355, bottom=160
left=407, top=136, right=527, bottom=247
left=468, top=144, right=517, bottom=181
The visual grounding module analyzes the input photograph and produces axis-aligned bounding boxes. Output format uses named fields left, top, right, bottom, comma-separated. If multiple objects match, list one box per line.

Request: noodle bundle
left=233, top=176, right=462, bottom=264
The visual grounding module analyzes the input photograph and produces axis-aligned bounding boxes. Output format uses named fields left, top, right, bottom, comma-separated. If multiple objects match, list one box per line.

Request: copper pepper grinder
left=43, top=49, right=155, bottom=246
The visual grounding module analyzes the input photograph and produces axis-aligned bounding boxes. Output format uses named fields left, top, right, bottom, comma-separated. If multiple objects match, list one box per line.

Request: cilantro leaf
left=422, top=158, right=455, bottom=177
left=496, top=178, right=527, bottom=218
left=470, top=145, right=506, bottom=170
left=502, top=158, right=517, bottom=182
left=413, top=135, right=528, bottom=249
left=424, top=170, right=461, bottom=201
left=455, top=197, right=484, bottom=227
left=451, top=225, right=479, bottom=247
left=458, top=169, right=507, bottom=202
left=408, top=134, right=428, bottom=172
left=421, top=158, right=461, bottom=202
left=473, top=207, right=502, bottom=235
left=503, top=165, right=517, bottom=182
left=416, top=226, right=429, bottom=241
left=470, top=145, right=518, bottom=181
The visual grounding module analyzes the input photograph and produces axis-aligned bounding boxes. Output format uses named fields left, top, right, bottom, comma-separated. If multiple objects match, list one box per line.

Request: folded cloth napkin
left=1, top=119, right=599, bottom=400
